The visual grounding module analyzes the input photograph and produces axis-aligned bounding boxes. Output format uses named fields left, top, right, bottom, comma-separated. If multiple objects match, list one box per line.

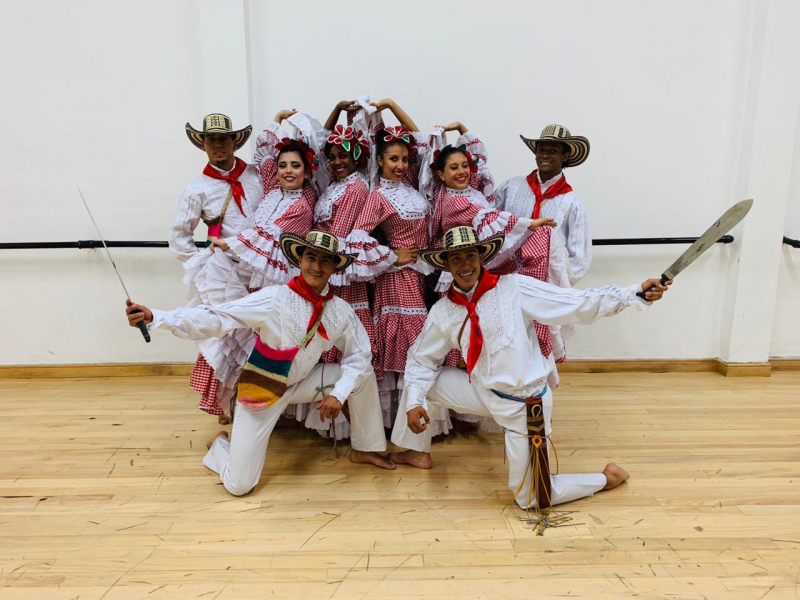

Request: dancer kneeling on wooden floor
left=126, top=231, right=395, bottom=497
left=390, top=226, right=670, bottom=508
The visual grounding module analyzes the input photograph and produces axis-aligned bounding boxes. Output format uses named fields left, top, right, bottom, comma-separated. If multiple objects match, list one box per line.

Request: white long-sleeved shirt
left=494, top=172, right=592, bottom=284
left=404, top=274, right=647, bottom=410
left=150, top=284, right=373, bottom=403
left=168, top=162, right=262, bottom=265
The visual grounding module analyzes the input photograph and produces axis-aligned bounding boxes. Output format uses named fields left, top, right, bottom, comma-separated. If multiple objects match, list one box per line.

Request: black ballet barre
left=784, top=236, right=800, bottom=249
left=592, top=235, right=733, bottom=246
left=0, top=236, right=736, bottom=250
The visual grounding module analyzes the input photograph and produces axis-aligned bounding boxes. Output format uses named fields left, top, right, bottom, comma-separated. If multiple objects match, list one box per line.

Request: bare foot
left=218, top=414, right=231, bottom=425
left=349, top=449, right=397, bottom=470
left=388, top=449, right=433, bottom=470
left=206, top=430, right=228, bottom=450
left=602, top=463, right=630, bottom=490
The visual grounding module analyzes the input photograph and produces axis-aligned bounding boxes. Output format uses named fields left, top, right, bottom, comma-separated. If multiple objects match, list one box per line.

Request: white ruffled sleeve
left=386, top=255, right=435, bottom=276
left=150, top=287, right=279, bottom=340
left=474, top=209, right=532, bottom=269
left=341, top=191, right=398, bottom=282
left=419, top=126, right=446, bottom=202
left=515, top=274, right=648, bottom=327
left=168, top=186, right=202, bottom=265
left=253, top=122, right=286, bottom=192
left=457, top=131, right=494, bottom=198
left=563, top=196, right=593, bottom=284
left=492, top=178, right=511, bottom=212
left=342, top=229, right=398, bottom=282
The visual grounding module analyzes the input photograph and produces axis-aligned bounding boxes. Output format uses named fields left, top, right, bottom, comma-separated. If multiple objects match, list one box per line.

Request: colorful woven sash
left=237, top=303, right=327, bottom=408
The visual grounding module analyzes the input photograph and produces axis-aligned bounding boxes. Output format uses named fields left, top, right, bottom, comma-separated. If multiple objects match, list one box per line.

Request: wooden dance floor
left=1, top=372, right=799, bottom=599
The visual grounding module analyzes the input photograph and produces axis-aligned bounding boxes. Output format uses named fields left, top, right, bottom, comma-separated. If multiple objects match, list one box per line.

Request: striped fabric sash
left=237, top=303, right=327, bottom=408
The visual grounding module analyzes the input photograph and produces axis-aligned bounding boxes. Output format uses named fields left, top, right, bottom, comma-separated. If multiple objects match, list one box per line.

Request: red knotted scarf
left=446, top=269, right=501, bottom=377
left=287, top=275, right=334, bottom=341
left=203, top=157, right=249, bottom=217
left=526, top=169, right=573, bottom=219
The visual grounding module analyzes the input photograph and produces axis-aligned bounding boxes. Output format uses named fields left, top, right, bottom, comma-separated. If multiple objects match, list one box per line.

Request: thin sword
left=76, top=184, right=150, bottom=342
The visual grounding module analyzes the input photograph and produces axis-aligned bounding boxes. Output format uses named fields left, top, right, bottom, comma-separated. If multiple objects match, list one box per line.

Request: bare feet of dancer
left=602, top=463, right=629, bottom=490
left=349, top=449, right=397, bottom=470
left=388, top=449, right=433, bottom=470
left=207, top=431, right=228, bottom=450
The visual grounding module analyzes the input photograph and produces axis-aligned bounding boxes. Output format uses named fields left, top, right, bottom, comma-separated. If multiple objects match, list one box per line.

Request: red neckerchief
left=526, top=170, right=573, bottom=219
left=287, top=275, right=334, bottom=341
left=203, top=157, right=249, bottom=217
left=446, top=269, right=501, bottom=377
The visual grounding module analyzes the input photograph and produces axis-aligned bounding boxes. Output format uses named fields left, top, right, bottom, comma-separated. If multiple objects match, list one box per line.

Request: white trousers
left=204, top=363, right=386, bottom=496
left=391, top=367, right=606, bottom=508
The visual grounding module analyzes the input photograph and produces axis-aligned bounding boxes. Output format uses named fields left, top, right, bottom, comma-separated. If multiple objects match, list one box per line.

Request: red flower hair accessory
left=276, top=137, right=319, bottom=171
left=375, top=125, right=419, bottom=162
left=327, top=124, right=369, bottom=163
left=432, top=144, right=479, bottom=174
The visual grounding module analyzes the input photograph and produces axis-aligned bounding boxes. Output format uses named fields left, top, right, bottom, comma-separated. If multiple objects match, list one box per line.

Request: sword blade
left=662, top=199, right=753, bottom=280
left=76, top=184, right=131, bottom=298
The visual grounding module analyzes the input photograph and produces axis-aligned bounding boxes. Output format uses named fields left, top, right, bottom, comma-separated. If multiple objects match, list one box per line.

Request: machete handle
left=636, top=273, right=671, bottom=300
left=130, top=309, right=151, bottom=343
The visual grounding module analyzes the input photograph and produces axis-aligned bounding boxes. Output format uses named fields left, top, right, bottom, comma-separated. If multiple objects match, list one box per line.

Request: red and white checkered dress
left=313, top=172, right=382, bottom=378
left=349, top=178, right=432, bottom=375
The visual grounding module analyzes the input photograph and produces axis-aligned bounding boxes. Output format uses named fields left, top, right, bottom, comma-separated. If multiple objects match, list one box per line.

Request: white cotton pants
left=390, top=367, right=606, bottom=508
left=203, top=363, right=386, bottom=496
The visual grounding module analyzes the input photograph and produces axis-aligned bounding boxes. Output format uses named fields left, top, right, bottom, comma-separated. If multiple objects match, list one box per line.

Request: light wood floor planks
left=0, top=372, right=799, bottom=599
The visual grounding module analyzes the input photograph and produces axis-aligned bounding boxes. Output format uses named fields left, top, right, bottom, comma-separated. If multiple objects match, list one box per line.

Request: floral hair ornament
left=276, top=137, right=319, bottom=171
left=376, top=125, right=419, bottom=162
left=327, top=124, right=369, bottom=163
left=432, top=144, right=479, bottom=174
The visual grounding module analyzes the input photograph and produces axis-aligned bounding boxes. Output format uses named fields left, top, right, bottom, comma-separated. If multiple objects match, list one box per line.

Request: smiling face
left=327, top=145, right=357, bottom=180
left=438, top=151, right=471, bottom=190
left=298, top=247, right=336, bottom=292
left=444, top=246, right=483, bottom=291
left=535, top=141, right=569, bottom=181
left=377, top=142, right=409, bottom=182
left=203, top=134, right=236, bottom=170
left=277, top=150, right=308, bottom=190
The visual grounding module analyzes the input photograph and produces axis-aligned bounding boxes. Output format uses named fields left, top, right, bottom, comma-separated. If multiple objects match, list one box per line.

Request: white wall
left=1, top=0, right=798, bottom=366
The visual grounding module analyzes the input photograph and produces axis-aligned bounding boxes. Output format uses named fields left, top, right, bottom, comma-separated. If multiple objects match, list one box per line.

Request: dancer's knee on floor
left=223, top=477, right=257, bottom=497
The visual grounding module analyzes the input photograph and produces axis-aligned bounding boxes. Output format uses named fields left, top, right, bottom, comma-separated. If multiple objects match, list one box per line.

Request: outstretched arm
left=371, top=98, right=419, bottom=132
left=324, top=100, right=358, bottom=130
left=517, top=275, right=671, bottom=326
left=125, top=288, right=278, bottom=341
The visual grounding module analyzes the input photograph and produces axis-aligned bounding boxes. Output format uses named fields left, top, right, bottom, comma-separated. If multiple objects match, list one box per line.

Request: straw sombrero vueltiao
left=186, top=113, right=253, bottom=151
left=420, top=226, right=505, bottom=271
left=520, top=124, right=590, bottom=168
left=280, top=231, right=357, bottom=273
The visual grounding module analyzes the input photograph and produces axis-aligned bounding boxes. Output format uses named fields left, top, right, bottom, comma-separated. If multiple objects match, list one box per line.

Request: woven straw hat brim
left=185, top=123, right=253, bottom=151
left=519, top=134, right=590, bottom=168
left=420, top=233, right=505, bottom=271
left=279, top=233, right=356, bottom=273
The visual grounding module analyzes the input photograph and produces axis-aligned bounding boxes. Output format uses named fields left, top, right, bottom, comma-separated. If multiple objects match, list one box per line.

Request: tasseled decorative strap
left=510, top=390, right=577, bottom=535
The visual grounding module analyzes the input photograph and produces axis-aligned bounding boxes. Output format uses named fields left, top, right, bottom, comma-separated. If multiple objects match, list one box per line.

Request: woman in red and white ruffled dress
left=341, top=98, right=451, bottom=435
left=300, top=100, right=381, bottom=438
left=190, top=109, right=323, bottom=419
left=420, top=123, right=558, bottom=429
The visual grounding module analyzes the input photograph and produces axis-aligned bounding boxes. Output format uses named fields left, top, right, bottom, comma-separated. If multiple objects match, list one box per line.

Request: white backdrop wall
left=1, top=0, right=798, bottom=366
